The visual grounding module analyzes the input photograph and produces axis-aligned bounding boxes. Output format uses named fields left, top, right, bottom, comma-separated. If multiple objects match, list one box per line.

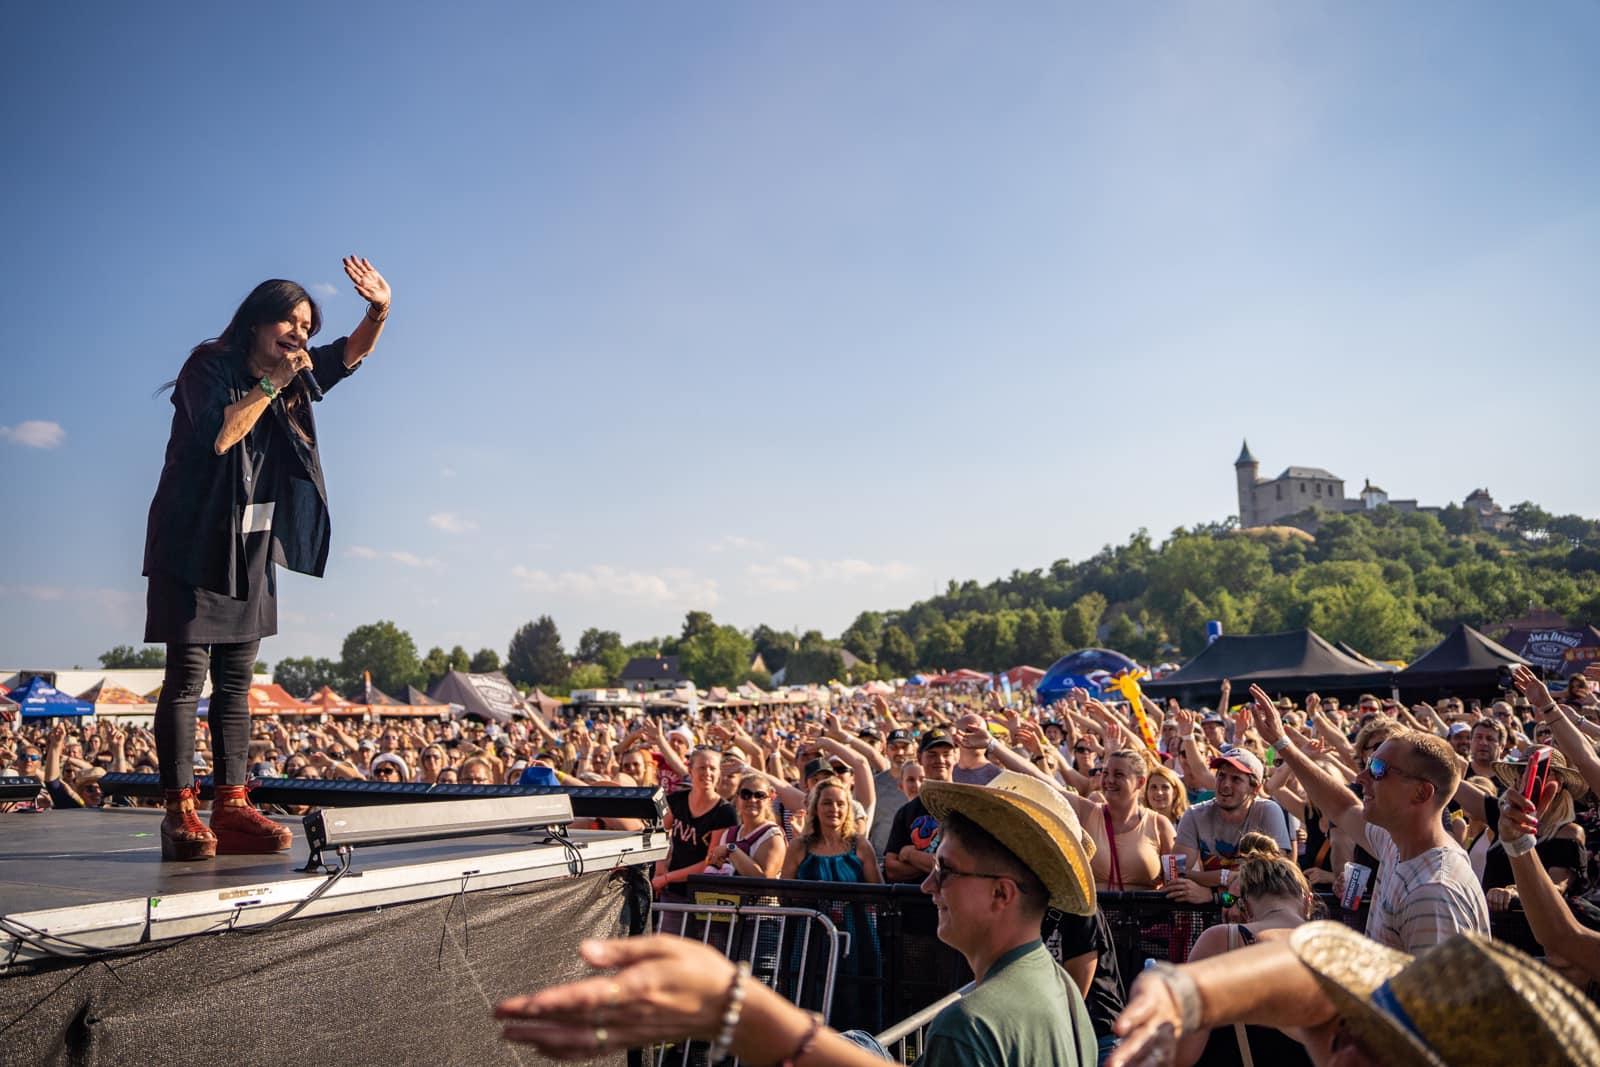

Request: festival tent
left=1393, top=625, right=1528, bottom=699
left=1334, top=642, right=1398, bottom=672
left=308, top=685, right=367, bottom=717
left=7, top=676, right=95, bottom=719
left=246, top=684, right=314, bottom=717
left=1494, top=624, right=1600, bottom=679
left=360, top=679, right=451, bottom=719
left=1139, top=630, right=1393, bottom=706
left=78, top=681, right=149, bottom=705
left=428, top=669, right=523, bottom=724
left=1001, top=665, right=1046, bottom=690
left=0, top=690, right=20, bottom=722
left=1035, top=649, right=1143, bottom=705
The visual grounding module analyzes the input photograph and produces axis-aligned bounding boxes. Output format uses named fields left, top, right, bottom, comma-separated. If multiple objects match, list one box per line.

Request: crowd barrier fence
left=660, top=876, right=1541, bottom=1061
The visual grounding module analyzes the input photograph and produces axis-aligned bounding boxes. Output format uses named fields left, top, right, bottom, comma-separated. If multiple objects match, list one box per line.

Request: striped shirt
left=1362, top=823, right=1491, bottom=952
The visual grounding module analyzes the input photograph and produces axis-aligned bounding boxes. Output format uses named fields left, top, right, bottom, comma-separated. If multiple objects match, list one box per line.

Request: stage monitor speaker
left=1, top=775, right=43, bottom=803
left=303, top=792, right=574, bottom=864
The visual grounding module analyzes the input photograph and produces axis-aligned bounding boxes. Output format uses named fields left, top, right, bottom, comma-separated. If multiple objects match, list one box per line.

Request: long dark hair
left=164, top=279, right=323, bottom=440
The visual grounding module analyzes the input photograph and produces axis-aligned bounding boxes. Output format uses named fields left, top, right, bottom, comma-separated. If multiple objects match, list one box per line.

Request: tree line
left=98, top=502, right=1600, bottom=697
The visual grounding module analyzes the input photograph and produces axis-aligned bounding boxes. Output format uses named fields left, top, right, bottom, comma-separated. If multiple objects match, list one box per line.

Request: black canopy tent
left=1393, top=624, right=1528, bottom=701
left=1141, top=629, right=1395, bottom=706
left=426, top=670, right=524, bottom=724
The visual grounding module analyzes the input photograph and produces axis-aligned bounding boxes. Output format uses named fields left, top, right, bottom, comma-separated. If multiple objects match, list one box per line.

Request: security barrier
left=668, top=876, right=1541, bottom=1054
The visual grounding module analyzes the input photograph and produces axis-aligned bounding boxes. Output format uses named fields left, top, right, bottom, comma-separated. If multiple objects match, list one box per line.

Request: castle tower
left=1235, top=440, right=1259, bottom=527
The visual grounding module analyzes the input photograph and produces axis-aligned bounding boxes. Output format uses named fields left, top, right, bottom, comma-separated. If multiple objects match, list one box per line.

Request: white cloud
left=346, top=545, right=438, bottom=568
left=0, top=583, right=138, bottom=616
left=512, top=564, right=720, bottom=608
left=0, top=420, right=65, bottom=448
left=440, top=467, right=458, bottom=479
left=744, top=556, right=915, bottom=593
left=429, top=511, right=478, bottom=534
left=310, top=281, right=339, bottom=298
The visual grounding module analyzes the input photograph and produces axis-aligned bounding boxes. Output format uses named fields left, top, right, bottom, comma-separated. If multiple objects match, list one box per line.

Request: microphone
left=296, top=353, right=323, bottom=402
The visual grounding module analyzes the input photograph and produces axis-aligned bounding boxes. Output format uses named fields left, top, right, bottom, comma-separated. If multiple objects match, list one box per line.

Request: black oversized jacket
left=143, top=339, right=356, bottom=598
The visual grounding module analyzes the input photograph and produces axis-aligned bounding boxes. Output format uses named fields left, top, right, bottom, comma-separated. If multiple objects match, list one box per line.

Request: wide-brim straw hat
left=1492, top=747, right=1589, bottom=797
left=918, top=771, right=1096, bottom=916
left=1289, top=921, right=1600, bottom=1067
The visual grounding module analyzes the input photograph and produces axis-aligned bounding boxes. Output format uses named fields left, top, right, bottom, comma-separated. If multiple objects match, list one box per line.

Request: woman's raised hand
left=342, top=256, right=390, bottom=308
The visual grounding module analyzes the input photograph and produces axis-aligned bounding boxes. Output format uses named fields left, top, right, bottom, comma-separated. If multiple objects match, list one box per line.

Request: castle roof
left=1276, top=466, right=1341, bottom=482
left=1235, top=440, right=1257, bottom=466
left=1361, top=478, right=1386, bottom=495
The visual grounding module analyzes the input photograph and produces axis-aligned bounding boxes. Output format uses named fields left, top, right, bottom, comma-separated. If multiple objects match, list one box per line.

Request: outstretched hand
left=343, top=256, right=390, bottom=308
left=1249, top=684, right=1285, bottom=746
left=497, top=936, right=736, bottom=1057
left=1108, top=971, right=1184, bottom=1067
left=1512, top=665, right=1554, bottom=715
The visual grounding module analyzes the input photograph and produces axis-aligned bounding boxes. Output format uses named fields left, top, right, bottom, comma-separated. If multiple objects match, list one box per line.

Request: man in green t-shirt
left=915, top=772, right=1099, bottom=1067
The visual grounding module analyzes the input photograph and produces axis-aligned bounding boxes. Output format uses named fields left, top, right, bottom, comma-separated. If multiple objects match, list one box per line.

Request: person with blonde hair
left=1062, top=748, right=1175, bottom=891
left=704, top=772, right=786, bottom=879
left=782, top=777, right=881, bottom=884
left=1173, top=832, right=1316, bottom=1066
left=1143, top=763, right=1187, bottom=826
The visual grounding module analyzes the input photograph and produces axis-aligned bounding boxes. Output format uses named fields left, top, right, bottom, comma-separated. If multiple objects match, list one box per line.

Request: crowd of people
left=10, top=664, right=1600, bottom=1064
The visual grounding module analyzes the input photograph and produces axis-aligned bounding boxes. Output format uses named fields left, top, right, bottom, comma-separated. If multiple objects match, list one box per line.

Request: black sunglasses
left=738, top=789, right=770, bottom=801
left=1073, top=745, right=1093, bottom=754
left=929, top=857, right=1028, bottom=893
left=373, top=766, right=400, bottom=777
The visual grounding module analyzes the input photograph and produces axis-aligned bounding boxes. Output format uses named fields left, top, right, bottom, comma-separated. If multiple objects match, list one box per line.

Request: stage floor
left=1, top=806, right=666, bottom=968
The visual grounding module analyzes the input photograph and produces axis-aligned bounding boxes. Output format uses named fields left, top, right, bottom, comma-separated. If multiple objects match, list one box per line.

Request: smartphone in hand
left=1522, top=745, right=1554, bottom=804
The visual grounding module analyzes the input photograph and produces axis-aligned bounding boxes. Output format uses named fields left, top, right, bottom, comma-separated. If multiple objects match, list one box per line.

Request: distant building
left=617, top=655, right=686, bottom=693
left=1232, top=442, right=1504, bottom=532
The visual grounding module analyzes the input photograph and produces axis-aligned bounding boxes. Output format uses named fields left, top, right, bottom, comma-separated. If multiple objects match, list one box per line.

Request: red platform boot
left=162, top=787, right=218, bottom=861
left=209, top=784, right=293, bottom=854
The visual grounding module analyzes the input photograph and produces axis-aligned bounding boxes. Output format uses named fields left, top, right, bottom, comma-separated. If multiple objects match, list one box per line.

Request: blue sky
left=2, top=3, right=1596, bottom=669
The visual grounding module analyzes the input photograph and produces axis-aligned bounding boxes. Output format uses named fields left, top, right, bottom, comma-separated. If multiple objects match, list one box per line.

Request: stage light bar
left=0, top=775, right=43, bottom=803
left=96, top=773, right=666, bottom=825
left=302, top=793, right=575, bottom=864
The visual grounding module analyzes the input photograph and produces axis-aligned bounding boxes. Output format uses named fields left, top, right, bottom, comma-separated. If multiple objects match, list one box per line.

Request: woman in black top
left=145, top=258, right=391, bottom=860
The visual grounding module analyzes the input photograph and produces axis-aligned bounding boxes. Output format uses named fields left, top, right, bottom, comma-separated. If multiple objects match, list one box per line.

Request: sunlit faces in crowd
left=617, top=749, right=656, bottom=787
left=459, top=757, right=494, bottom=785
left=899, top=760, right=924, bottom=800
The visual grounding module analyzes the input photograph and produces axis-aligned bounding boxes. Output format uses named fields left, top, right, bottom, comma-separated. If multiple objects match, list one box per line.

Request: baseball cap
left=886, top=728, right=912, bottom=745
left=918, top=728, right=954, bottom=754
left=1210, top=746, right=1264, bottom=780
left=1448, top=722, right=1472, bottom=738
left=857, top=726, right=882, bottom=741
left=1201, top=712, right=1226, bottom=725
left=803, top=757, right=846, bottom=780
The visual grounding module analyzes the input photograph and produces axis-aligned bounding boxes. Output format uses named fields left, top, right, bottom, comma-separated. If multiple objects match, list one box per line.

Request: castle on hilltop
left=1233, top=441, right=1510, bottom=532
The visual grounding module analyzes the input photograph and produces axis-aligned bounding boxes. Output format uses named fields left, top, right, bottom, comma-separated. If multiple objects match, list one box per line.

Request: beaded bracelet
left=707, top=960, right=750, bottom=1063
left=779, top=1013, right=821, bottom=1067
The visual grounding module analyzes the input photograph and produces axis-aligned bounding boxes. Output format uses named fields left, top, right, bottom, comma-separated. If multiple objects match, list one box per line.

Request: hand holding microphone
left=265, top=347, right=319, bottom=400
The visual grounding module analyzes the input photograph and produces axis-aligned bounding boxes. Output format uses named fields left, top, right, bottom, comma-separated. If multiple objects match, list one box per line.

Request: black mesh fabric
left=2, top=867, right=636, bottom=1066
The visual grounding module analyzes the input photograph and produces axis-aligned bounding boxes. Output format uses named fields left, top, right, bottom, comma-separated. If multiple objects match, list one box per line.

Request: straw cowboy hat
left=1493, top=746, right=1590, bottom=797
left=918, top=771, right=1097, bottom=916
left=1289, top=921, right=1600, bottom=1067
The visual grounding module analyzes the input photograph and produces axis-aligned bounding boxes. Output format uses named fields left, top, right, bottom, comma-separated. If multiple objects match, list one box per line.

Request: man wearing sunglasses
left=1251, top=684, right=1488, bottom=952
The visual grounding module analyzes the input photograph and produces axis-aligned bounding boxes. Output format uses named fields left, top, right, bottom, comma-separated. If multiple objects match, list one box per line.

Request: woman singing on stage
left=143, top=257, right=391, bottom=861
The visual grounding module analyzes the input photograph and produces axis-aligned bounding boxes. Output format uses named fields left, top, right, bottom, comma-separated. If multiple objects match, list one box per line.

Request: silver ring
left=594, top=1026, right=608, bottom=1051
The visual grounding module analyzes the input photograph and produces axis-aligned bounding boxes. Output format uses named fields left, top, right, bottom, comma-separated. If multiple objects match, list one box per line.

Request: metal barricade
left=649, top=901, right=847, bottom=1067
left=872, top=984, right=971, bottom=1065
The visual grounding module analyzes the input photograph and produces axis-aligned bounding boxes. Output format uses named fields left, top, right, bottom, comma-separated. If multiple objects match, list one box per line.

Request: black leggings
left=153, top=640, right=259, bottom=789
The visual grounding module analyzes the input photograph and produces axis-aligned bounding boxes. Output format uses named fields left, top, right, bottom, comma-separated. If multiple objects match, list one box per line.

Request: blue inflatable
left=1035, top=648, right=1143, bottom=707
